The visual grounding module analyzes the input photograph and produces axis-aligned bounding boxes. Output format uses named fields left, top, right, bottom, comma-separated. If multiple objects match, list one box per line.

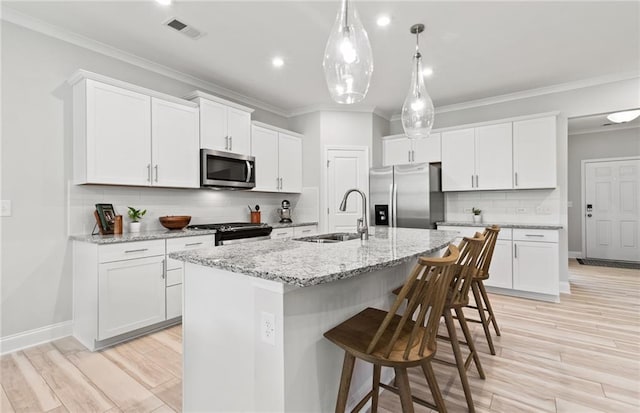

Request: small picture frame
left=95, top=203, right=116, bottom=234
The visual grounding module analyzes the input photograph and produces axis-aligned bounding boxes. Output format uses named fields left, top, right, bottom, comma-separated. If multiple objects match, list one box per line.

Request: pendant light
left=401, top=24, right=435, bottom=139
left=322, top=0, right=373, bottom=104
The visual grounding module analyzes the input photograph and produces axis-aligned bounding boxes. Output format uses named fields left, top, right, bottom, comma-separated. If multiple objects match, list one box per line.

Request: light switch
left=0, top=200, right=11, bottom=217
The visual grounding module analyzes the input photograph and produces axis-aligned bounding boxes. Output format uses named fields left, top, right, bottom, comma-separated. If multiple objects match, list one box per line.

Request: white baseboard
left=568, top=251, right=583, bottom=259
left=559, top=281, right=571, bottom=294
left=0, top=321, right=73, bottom=355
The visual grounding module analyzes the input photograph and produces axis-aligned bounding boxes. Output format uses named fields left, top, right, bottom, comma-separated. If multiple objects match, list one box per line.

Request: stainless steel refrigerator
left=369, top=163, right=444, bottom=229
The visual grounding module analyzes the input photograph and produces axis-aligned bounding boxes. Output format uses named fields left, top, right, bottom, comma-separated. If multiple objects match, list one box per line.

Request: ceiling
left=4, top=1, right=639, bottom=117
left=569, top=110, right=640, bottom=135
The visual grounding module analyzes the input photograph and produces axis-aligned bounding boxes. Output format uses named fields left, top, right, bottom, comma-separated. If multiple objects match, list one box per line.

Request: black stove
left=187, top=222, right=272, bottom=245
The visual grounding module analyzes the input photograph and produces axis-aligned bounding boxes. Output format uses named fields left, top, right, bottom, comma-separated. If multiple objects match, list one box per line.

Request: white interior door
left=326, top=148, right=369, bottom=233
left=585, top=158, right=640, bottom=261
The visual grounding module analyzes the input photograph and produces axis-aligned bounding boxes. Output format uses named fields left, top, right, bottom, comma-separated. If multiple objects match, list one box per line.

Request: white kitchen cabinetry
left=186, top=91, right=254, bottom=155
left=251, top=122, right=303, bottom=193
left=382, top=134, right=441, bottom=166
left=513, top=116, right=557, bottom=189
left=271, top=227, right=294, bottom=239
left=293, top=225, right=319, bottom=237
left=71, top=72, right=200, bottom=188
left=441, top=123, right=512, bottom=191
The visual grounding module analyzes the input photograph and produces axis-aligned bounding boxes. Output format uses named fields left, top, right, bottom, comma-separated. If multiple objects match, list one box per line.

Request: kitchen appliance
left=278, top=200, right=292, bottom=223
left=187, top=222, right=272, bottom=245
left=200, top=149, right=255, bottom=189
left=369, top=163, right=444, bottom=229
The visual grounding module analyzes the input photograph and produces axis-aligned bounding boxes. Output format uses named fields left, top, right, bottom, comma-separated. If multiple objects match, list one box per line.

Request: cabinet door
left=199, top=99, right=228, bottom=151
left=475, top=123, right=513, bottom=190
left=278, top=133, right=303, bottom=193
left=166, top=284, right=182, bottom=319
left=227, top=108, right=251, bottom=155
left=151, top=98, right=200, bottom=188
left=513, top=116, right=557, bottom=189
left=483, top=240, right=513, bottom=289
left=383, top=137, right=412, bottom=166
left=98, top=256, right=166, bottom=340
left=513, top=241, right=559, bottom=295
left=441, top=128, right=475, bottom=191
left=412, top=133, right=441, bottom=164
left=86, top=80, right=151, bottom=185
left=251, top=125, right=279, bottom=191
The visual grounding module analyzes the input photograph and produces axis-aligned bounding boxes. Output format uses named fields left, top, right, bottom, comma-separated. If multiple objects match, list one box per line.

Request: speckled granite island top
left=169, top=227, right=458, bottom=287
left=70, top=229, right=217, bottom=244
left=438, top=221, right=563, bottom=230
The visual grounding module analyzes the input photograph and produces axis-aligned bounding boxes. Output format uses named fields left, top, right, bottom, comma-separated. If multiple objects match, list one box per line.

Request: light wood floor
left=1, top=260, right=639, bottom=413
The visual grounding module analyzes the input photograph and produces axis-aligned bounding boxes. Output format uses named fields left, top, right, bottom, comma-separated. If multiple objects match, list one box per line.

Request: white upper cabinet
left=382, top=134, right=441, bottom=166
left=72, top=72, right=200, bottom=188
left=186, top=91, right=254, bottom=156
left=474, top=123, right=513, bottom=190
left=251, top=122, right=303, bottom=193
left=513, top=116, right=557, bottom=189
left=441, top=128, right=476, bottom=191
left=151, top=98, right=200, bottom=188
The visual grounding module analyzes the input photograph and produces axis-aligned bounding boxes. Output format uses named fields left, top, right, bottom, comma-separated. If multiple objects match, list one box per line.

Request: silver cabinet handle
left=229, top=136, right=233, bottom=151
left=476, top=175, right=479, bottom=188
left=276, top=177, right=280, bottom=189
left=408, top=151, right=411, bottom=162
left=125, top=248, right=148, bottom=253
left=514, top=244, right=518, bottom=258
left=154, top=165, right=158, bottom=183
left=301, top=229, right=311, bottom=233
left=412, top=150, right=415, bottom=162
left=225, top=136, right=229, bottom=150
left=525, top=234, right=544, bottom=237
left=515, top=172, right=518, bottom=187
left=471, top=175, right=474, bottom=188
left=162, top=259, right=166, bottom=279
left=147, top=164, right=151, bottom=182
left=185, top=242, right=203, bottom=246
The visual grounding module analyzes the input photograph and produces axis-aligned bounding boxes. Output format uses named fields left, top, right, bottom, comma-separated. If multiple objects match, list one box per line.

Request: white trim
left=581, top=156, right=640, bottom=260
left=251, top=120, right=303, bottom=138
left=559, top=281, right=571, bottom=294
left=288, top=104, right=391, bottom=120
left=183, top=90, right=254, bottom=113
left=0, top=321, right=73, bottom=355
left=568, top=251, right=583, bottom=259
left=569, top=123, right=640, bottom=136
left=1, top=7, right=289, bottom=118
left=484, top=286, right=559, bottom=303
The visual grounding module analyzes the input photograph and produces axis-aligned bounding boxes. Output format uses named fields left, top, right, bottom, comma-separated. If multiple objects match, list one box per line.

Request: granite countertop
left=270, top=221, right=318, bottom=229
left=169, top=227, right=458, bottom=287
left=70, top=229, right=217, bottom=244
left=437, top=221, right=563, bottom=230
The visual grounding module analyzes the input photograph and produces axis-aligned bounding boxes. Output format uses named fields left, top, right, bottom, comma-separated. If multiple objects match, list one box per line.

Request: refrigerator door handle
left=392, top=183, right=398, bottom=227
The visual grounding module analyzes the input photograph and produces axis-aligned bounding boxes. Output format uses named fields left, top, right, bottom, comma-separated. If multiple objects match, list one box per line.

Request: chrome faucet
left=339, top=189, right=369, bottom=240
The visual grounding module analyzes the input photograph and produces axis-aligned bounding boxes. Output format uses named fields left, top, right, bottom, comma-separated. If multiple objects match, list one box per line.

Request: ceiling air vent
left=163, top=17, right=205, bottom=40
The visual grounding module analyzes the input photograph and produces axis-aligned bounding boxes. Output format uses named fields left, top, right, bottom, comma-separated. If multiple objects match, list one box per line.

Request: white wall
left=567, top=127, right=640, bottom=254
left=372, top=113, right=390, bottom=168
left=0, top=21, right=295, bottom=340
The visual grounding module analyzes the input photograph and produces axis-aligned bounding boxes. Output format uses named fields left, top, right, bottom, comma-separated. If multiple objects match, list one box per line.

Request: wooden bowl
left=159, top=215, right=191, bottom=230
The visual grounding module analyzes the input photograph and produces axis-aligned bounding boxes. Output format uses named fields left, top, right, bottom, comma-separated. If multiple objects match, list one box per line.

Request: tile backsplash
left=445, top=189, right=561, bottom=224
left=68, top=183, right=319, bottom=235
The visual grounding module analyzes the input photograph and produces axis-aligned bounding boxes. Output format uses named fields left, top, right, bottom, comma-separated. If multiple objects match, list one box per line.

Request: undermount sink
left=294, top=232, right=361, bottom=243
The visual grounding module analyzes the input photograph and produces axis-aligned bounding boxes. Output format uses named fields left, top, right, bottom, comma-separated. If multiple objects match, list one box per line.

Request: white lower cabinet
left=484, top=239, right=513, bottom=289
left=166, top=284, right=183, bottom=320
left=98, top=256, right=166, bottom=340
left=293, top=225, right=318, bottom=237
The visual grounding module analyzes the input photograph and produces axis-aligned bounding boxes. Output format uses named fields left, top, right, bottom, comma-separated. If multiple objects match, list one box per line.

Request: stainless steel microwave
left=200, top=149, right=255, bottom=189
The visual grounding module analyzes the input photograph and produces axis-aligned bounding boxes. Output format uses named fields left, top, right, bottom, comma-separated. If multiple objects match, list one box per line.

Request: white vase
left=472, top=215, right=482, bottom=224
left=129, top=222, right=141, bottom=233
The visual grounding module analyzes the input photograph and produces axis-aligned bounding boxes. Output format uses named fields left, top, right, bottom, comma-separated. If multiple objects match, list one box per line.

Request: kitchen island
left=170, top=227, right=458, bottom=413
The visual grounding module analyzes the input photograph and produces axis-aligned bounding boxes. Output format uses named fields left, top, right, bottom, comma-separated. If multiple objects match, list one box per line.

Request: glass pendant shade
left=401, top=25, right=435, bottom=139
left=322, top=0, right=373, bottom=104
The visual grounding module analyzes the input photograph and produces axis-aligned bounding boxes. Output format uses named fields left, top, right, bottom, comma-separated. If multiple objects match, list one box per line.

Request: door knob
left=587, top=214, right=592, bottom=218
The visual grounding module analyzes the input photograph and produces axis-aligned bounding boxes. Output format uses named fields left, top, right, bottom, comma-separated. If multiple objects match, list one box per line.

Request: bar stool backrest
left=448, top=233, right=485, bottom=306
left=477, top=225, right=501, bottom=277
left=365, top=244, right=461, bottom=360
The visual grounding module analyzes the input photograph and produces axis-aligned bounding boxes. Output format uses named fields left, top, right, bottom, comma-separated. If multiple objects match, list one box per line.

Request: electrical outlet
left=516, top=207, right=527, bottom=214
left=0, top=200, right=11, bottom=217
left=463, top=208, right=472, bottom=213
left=536, top=206, right=552, bottom=215
left=261, top=311, right=276, bottom=345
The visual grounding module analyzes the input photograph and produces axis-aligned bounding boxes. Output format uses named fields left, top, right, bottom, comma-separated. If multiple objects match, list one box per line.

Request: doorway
left=323, top=146, right=369, bottom=233
left=583, top=157, right=640, bottom=261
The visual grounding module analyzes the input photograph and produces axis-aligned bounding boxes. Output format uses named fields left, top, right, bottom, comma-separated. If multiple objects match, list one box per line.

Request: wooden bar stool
left=324, top=244, right=461, bottom=413
left=465, top=225, right=502, bottom=355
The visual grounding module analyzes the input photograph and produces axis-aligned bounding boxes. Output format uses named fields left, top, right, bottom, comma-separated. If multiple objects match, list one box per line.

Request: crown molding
left=288, top=103, right=391, bottom=120
left=569, top=123, right=640, bottom=136
left=389, top=71, right=640, bottom=121
left=1, top=6, right=290, bottom=118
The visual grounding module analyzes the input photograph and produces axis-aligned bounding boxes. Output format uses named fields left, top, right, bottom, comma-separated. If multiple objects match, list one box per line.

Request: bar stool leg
left=371, top=364, right=381, bottom=413
left=335, top=352, right=356, bottom=413
left=479, top=281, right=501, bottom=336
left=455, top=307, right=485, bottom=379
left=421, top=361, right=448, bottom=413
left=444, top=309, right=476, bottom=413
left=472, top=281, right=496, bottom=355
left=394, top=367, right=415, bottom=413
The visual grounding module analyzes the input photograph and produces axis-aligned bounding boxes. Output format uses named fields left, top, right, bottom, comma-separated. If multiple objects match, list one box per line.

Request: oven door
left=201, top=149, right=255, bottom=189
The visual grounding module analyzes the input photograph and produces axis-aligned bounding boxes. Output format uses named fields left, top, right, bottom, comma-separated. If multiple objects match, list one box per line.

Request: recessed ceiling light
left=155, top=0, right=172, bottom=5
left=272, top=57, right=284, bottom=68
left=376, top=15, right=391, bottom=27
left=423, top=67, right=434, bottom=77
left=607, top=109, right=640, bottom=123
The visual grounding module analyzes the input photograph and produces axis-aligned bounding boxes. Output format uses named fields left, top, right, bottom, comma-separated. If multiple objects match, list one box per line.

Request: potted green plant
left=472, top=207, right=482, bottom=224
left=127, top=206, right=147, bottom=233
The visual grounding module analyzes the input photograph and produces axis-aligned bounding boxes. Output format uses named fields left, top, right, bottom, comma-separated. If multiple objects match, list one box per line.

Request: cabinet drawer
left=166, top=235, right=215, bottom=253
left=513, top=229, right=558, bottom=243
left=438, top=225, right=512, bottom=240
left=166, top=267, right=183, bottom=287
left=99, top=240, right=165, bottom=263
left=271, top=227, right=294, bottom=239
left=293, top=225, right=318, bottom=237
